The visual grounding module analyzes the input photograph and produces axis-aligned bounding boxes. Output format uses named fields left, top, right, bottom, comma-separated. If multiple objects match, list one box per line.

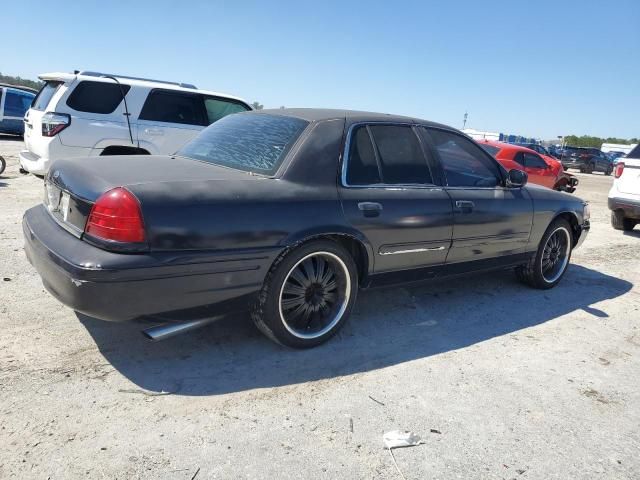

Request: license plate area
left=44, top=182, right=82, bottom=237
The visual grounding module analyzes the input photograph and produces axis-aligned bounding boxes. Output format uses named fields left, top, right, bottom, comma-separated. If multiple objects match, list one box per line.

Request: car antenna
left=100, top=74, right=137, bottom=148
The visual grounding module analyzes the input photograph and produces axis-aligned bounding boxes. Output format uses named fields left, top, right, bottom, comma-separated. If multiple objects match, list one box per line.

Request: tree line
left=563, top=135, right=638, bottom=148
left=0, top=73, right=43, bottom=91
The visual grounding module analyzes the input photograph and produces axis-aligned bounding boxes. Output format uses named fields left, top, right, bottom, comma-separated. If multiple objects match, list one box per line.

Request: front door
left=339, top=123, right=453, bottom=274
left=519, top=151, right=554, bottom=188
left=423, top=127, right=533, bottom=265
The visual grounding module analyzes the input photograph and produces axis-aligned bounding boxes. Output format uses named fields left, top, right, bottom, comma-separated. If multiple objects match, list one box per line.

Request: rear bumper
left=19, top=150, right=51, bottom=175
left=23, top=205, right=279, bottom=322
left=608, top=197, right=640, bottom=219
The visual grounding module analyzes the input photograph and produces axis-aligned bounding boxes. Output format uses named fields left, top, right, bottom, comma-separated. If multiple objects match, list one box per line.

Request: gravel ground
left=1, top=136, right=638, bottom=479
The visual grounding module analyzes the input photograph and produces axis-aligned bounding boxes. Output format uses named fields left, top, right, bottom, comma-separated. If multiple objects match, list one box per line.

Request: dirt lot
left=1, top=136, right=638, bottom=479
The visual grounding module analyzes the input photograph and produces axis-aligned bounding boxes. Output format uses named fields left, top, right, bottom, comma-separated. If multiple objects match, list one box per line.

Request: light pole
left=462, top=111, right=468, bottom=130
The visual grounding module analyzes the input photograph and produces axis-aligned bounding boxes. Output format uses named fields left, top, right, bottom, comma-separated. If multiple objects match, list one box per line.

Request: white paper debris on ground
left=383, top=430, right=424, bottom=449
left=383, top=430, right=425, bottom=480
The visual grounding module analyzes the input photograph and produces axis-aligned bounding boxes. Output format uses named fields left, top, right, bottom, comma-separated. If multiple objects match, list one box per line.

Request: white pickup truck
left=609, top=144, right=640, bottom=231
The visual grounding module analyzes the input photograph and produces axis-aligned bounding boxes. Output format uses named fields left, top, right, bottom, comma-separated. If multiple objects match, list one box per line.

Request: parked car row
left=19, top=71, right=251, bottom=174
left=558, top=146, right=613, bottom=175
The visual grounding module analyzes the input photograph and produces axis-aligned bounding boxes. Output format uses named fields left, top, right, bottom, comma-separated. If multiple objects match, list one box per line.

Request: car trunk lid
left=45, top=154, right=261, bottom=238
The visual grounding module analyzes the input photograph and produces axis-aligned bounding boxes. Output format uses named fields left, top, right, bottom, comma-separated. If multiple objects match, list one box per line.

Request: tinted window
left=627, top=144, right=640, bottom=159
left=479, top=144, right=500, bottom=156
left=522, top=152, right=548, bottom=168
left=426, top=128, right=501, bottom=187
left=139, top=90, right=206, bottom=125
left=4, top=91, right=34, bottom=117
left=32, top=81, right=63, bottom=111
left=204, top=97, right=250, bottom=124
left=346, top=126, right=381, bottom=185
left=369, top=125, right=432, bottom=184
left=179, top=113, right=308, bottom=175
left=66, top=81, right=131, bottom=114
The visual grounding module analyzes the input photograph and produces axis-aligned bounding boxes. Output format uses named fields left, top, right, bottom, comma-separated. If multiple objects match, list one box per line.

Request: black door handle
left=358, top=202, right=383, bottom=217
left=455, top=200, right=475, bottom=212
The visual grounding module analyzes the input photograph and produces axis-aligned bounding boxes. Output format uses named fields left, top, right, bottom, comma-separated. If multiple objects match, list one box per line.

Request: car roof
left=476, top=139, right=535, bottom=153
left=0, top=83, right=38, bottom=94
left=38, top=71, right=249, bottom=105
left=255, top=108, right=454, bottom=128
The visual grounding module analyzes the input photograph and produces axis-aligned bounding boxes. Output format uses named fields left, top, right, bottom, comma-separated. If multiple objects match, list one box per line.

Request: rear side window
left=66, top=81, right=131, bottom=114
left=345, top=124, right=433, bottom=185
left=204, top=97, right=250, bottom=124
left=369, top=125, right=433, bottom=184
left=179, top=113, right=308, bottom=175
left=32, top=81, right=63, bottom=111
left=139, top=90, right=206, bottom=126
left=426, top=128, right=501, bottom=187
left=346, top=126, right=381, bottom=185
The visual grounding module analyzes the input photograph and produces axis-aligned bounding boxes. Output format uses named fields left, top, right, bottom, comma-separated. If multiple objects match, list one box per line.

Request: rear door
left=136, top=89, right=208, bottom=154
left=339, top=123, right=453, bottom=274
left=423, top=127, right=533, bottom=265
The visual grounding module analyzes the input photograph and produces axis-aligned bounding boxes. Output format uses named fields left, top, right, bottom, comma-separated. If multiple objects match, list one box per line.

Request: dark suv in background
left=560, top=147, right=613, bottom=175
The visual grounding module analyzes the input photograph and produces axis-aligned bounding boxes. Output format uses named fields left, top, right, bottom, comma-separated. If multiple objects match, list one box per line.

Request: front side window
left=204, top=97, right=250, bottom=124
left=516, top=152, right=547, bottom=169
left=139, top=90, right=206, bottom=125
left=32, top=81, right=63, bottom=111
left=426, top=128, right=501, bottom=187
left=179, top=113, right=308, bottom=175
left=66, top=81, right=131, bottom=114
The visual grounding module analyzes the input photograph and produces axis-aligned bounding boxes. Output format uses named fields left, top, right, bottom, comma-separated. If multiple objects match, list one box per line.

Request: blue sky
left=5, top=0, right=639, bottom=139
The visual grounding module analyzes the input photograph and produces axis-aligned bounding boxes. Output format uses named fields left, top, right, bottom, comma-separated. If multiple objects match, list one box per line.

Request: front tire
left=516, top=218, right=573, bottom=289
left=251, top=240, right=358, bottom=348
left=585, top=162, right=595, bottom=174
left=611, top=210, right=637, bottom=231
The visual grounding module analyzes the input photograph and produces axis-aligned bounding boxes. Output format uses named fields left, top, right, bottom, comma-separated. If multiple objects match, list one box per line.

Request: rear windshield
left=627, top=144, right=640, bottom=159
left=479, top=144, right=500, bottom=156
left=31, top=81, right=63, bottom=111
left=178, top=113, right=309, bottom=175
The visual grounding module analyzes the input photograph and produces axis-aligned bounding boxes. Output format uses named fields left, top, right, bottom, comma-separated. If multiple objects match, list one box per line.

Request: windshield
left=479, top=144, right=500, bottom=156
left=179, top=113, right=309, bottom=175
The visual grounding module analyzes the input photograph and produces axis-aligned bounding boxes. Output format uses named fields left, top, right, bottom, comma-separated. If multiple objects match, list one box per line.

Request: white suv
left=609, top=144, right=640, bottom=231
left=20, top=71, right=251, bottom=174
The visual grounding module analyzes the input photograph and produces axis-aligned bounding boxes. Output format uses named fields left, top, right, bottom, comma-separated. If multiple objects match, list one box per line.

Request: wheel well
left=282, top=234, right=370, bottom=284
left=100, top=146, right=150, bottom=156
left=555, top=212, right=580, bottom=246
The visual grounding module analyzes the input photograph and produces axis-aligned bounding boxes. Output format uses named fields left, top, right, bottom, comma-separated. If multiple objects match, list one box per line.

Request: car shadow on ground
left=79, top=264, right=632, bottom=396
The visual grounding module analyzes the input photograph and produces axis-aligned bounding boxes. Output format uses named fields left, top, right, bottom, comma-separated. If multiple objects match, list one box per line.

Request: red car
left=477, top=140, right=578, bottom=193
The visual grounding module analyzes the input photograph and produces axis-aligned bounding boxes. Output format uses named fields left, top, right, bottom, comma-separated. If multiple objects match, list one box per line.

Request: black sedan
left=23, top=109, right=590, bottom=348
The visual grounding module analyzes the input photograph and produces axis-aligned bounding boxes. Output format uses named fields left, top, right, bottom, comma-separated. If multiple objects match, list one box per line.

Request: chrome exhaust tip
left=142, top=316, right=222, bottom=341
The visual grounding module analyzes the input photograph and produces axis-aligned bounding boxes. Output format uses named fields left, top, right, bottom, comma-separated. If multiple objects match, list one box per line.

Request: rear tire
left=605, top=165, right=613, bottom=176
left=251, top=240, right=358, bottom=348
left=611, top=210, right=636, bottom=231
left=516, top=218, right=573, bottom=289
left=0, top=156, right=5, bottom=176
left=585, top=162, right=595, bottom=174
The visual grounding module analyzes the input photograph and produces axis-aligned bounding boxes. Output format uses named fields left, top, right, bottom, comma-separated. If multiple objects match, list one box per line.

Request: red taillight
left=41, top=112, right=71, bottom=137
left=614, top=162, right=625, bottom=178
left=85, top=188, right=146, bottom=243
